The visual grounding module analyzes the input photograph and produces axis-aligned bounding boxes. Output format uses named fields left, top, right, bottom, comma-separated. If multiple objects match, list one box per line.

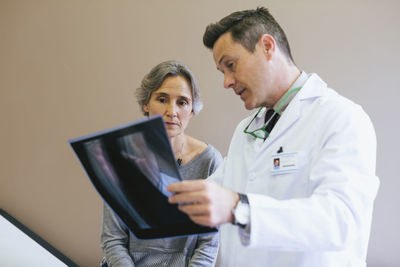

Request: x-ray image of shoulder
left=118, top=132, right=180, bottom=197
left=83, top=139, right=150, bottom=229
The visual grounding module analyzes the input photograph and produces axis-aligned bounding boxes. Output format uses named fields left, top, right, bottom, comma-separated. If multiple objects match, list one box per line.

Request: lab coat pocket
left=269, top=151, right=310, bottom=199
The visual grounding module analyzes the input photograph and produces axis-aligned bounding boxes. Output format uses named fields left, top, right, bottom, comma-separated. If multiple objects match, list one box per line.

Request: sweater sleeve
left=101, top=204, right=135, bottom=267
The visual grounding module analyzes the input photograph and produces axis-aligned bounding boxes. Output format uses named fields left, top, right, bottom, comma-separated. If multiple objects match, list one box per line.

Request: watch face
left=234, top=201, right=250, bottom=225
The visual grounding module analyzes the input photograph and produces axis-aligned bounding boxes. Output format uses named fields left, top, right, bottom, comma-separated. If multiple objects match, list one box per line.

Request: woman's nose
left=166, top=103, right=177, bottom=117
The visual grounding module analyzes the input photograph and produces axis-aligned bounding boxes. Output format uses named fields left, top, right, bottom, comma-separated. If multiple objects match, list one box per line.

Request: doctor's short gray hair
left=136, top=60, right=203, bottom=116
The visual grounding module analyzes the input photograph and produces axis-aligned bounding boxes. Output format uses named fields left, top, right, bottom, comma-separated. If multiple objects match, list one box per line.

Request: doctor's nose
left=223, top=73, right=236, bottom=89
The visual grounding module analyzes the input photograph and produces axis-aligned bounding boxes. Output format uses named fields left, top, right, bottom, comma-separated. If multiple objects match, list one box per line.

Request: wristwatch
left=232, top=193, right=250, bottom=228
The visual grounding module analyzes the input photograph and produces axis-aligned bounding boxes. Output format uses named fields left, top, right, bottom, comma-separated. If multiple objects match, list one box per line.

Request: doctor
left=167, top=7, right=379, bottom=267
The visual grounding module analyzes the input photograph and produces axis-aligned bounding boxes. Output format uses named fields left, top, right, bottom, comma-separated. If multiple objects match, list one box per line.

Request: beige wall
left=1, top=0, right=399, bottom=266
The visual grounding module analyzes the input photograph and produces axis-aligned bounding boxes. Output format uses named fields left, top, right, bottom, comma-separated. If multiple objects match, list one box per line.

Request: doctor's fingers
left=168, top=189, right=212, bottom=205
left=178, top=204, right=220, bottom=227
left=178, top=203, right=209, bottom=216
left=189, top=215, right=219, bottom=227
left=167, top=179, right=207, bottom=193
left=181, top=204, right=233, bottom=227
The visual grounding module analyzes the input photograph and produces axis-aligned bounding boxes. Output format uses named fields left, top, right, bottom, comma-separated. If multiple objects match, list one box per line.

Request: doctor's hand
left=167, top=180, right=239, bottom=227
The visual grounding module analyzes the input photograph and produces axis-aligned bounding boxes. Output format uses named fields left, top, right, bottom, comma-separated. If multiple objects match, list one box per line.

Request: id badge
left=271, top=152, right=298, bottom=174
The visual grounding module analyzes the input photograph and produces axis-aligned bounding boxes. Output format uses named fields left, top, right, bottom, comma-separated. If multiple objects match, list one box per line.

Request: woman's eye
left=157, top=97, right=166, bottom=103
left=178, top=101, right=188, bottom=106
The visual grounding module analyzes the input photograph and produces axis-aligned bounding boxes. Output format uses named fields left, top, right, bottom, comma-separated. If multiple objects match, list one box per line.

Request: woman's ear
left=143, top=104, right=149, bottom=113
left=260, top=34, right=276, bottom=60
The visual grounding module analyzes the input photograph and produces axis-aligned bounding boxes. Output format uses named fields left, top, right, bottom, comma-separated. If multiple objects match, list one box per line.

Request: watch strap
left=238, top=193, right=249, bottom=205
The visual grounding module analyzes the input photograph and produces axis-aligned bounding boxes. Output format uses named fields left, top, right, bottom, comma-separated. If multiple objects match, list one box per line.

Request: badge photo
left=271, top=152, right=299, bottom=174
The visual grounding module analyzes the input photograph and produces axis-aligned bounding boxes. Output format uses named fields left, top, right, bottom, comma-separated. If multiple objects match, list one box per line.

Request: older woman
left=101, top=60, right=222, bottom=267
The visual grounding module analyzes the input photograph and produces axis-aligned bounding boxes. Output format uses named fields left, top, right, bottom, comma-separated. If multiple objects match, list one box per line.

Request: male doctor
left=167, top=7, right=379, bottom=267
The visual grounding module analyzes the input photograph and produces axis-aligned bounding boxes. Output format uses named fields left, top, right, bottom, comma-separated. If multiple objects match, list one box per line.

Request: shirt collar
left=272, top=71, right=308, bottom=115
left=252, top=71, right=308, bottom=127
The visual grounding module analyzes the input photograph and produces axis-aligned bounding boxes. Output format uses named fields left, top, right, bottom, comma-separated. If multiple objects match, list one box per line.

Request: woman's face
left=143, top=75, right=194, bottom=138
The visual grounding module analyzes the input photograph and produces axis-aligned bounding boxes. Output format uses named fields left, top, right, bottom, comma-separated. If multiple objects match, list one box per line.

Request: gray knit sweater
left=101, top=145, right=223, bottom=267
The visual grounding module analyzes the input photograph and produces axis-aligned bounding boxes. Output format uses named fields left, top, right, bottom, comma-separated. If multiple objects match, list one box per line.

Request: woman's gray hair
left=136, top=60, right=203, bottom=116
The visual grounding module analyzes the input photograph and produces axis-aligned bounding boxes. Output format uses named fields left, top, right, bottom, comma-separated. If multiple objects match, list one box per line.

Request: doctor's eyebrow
left=218, top=55, right=226, bottom=67
left=216, top=55, right=227, bottom=72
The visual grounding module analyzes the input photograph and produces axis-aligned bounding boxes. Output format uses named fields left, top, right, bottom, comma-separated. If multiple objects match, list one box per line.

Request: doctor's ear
left=260, top=34, right=276, bottom=59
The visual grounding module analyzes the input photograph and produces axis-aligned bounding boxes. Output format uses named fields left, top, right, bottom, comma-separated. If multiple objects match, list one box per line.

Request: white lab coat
left=209, top=74, right=379, bottom=267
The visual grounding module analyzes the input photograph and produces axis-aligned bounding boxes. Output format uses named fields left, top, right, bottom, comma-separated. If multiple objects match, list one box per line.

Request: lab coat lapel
left=264, top=74, right=326, bottom=147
